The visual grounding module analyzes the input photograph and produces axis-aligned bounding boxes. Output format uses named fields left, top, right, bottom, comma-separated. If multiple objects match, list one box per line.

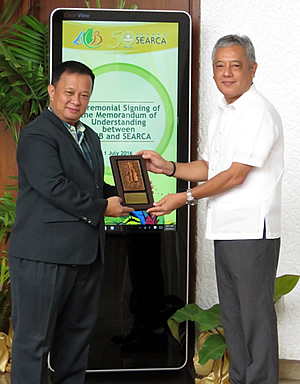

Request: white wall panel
left=197, top=0, right=300, bottom=360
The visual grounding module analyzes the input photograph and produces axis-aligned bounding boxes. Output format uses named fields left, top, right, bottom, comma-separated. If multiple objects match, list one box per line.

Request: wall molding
left=279, top=359, right=300, bottom=380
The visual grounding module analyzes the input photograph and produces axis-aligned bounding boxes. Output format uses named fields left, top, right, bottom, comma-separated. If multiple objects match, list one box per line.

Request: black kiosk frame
left=50, top=8, right=191, bottom=373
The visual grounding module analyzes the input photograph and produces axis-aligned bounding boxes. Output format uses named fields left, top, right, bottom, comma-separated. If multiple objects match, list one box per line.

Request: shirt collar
left=47, top=106, right=86, bottom=133
left=219, top=84, right=258, bottom=110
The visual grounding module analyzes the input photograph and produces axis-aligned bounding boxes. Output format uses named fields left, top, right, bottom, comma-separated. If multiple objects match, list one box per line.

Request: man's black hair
left=51, top=61, right=95, bottom=91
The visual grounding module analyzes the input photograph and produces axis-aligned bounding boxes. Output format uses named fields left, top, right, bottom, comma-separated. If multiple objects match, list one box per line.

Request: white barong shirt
left=202, top=85, right=284, bottom=240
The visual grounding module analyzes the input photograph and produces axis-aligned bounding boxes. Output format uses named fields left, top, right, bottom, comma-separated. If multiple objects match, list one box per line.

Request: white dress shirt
left=202, top=85, right=284, bottom=240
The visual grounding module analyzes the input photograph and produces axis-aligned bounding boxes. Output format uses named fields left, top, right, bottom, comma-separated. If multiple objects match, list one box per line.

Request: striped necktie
left=69, top=126, right=94, bottom=170
left=76, top=129, right=94, bottom=170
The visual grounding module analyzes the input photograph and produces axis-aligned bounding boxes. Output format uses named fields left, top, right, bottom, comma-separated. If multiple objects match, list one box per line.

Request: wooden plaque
left=110, top=155, right=154, bottom=210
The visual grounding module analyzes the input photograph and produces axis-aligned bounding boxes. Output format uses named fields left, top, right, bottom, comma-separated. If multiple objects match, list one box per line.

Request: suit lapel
left=43, top=108, right=97, bottom=175
left=44, top=108, right=82, bottom=154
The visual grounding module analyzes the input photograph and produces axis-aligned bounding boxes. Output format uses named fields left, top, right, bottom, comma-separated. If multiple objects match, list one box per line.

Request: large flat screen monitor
left=50, top=8, right=191, bottom=373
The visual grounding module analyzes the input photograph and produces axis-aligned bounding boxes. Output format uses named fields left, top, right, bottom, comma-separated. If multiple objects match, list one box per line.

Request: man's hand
left=105, top=196, right=134, bottom=217
left=146, top=192, right=186, bottom=216
left=136, top=150, right=174, bottom=176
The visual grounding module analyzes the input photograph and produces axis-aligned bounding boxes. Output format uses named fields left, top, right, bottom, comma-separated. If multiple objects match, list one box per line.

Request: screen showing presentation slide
left=50, top=9, right=191, bottom=233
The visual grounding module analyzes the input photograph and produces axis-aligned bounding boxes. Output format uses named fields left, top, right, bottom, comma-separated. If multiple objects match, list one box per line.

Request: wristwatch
left=186, top=188, right=198, bottom=206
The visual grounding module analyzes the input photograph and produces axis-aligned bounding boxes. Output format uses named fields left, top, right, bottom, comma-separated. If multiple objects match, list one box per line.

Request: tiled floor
left=283, top=382, right=299, bottom=384
left=279, top=382, right=299, bottom=384
left=84, top=376, right=298, bottom=384
left=0, top=372, right=298, bottom=383
left=0, top=374, right=9, bottom=384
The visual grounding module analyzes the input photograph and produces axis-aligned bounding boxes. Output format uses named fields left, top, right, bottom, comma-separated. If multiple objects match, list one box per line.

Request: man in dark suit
left=8, top=61, right=133, bottom=384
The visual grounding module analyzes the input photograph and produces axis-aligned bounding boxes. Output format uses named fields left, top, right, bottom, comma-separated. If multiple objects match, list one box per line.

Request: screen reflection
left=87, top=229, right=188, bottom=371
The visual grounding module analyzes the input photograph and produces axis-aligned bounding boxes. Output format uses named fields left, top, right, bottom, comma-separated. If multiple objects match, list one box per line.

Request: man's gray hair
left=211, top=35, right=256, bottom=67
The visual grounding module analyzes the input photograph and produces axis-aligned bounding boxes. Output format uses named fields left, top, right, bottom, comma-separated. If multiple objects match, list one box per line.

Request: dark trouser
left=9, top=256, right=103, bottom=384
left=214, top=236, right=280, bottom=384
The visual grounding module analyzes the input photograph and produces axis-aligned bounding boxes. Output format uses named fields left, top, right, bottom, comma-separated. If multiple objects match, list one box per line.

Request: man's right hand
left=104, top=196, right=134, bottom=217
left=135, top=150, right=174, bottom=176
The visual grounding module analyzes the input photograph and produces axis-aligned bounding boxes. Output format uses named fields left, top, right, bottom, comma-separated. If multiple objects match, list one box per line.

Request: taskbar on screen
left=105, top=224, right=176, bottom=232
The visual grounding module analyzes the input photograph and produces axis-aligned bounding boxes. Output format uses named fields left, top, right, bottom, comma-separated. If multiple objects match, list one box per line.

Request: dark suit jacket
left=9, top=108, right=116, bottom=264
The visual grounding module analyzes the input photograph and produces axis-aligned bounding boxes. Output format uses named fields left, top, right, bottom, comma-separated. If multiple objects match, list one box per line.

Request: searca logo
left=73, top=27, right=103, bottom=49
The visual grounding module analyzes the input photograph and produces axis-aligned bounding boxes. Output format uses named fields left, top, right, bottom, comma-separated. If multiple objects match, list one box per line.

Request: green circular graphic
left=93, top=63, right=175, bottom=175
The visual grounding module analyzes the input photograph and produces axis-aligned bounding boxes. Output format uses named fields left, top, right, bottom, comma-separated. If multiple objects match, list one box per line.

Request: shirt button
left=96, top=183, right=100, bottom=189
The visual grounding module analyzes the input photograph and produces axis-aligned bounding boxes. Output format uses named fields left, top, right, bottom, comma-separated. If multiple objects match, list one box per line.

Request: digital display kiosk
left=50, top=8, right=191, bottom=372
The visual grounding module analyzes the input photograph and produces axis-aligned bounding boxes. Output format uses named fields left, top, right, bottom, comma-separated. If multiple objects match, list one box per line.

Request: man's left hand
left=146, top=192, right=186, bottom=216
